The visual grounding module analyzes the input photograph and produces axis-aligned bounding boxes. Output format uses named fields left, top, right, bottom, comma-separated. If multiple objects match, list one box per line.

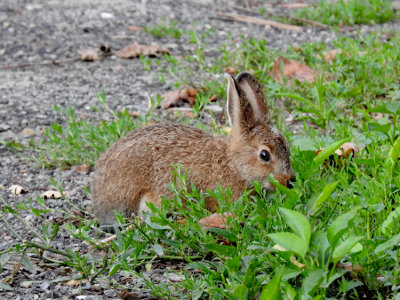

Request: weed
left=2, top=20, right=400, bottom=299
left=295, top=0, right=395, bottom=26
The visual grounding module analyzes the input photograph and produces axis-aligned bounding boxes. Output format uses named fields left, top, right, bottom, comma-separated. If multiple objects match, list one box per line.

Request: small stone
left=0, top=124, right=10, bottom=132
left=103, top=289, right=117, bottom=297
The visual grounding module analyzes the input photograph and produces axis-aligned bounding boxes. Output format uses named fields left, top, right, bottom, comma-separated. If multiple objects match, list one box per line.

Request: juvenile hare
left=92, top=73, right=294, bottom=225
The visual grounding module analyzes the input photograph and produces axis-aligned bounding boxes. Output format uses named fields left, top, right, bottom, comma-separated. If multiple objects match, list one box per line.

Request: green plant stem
left=24, top=241, right=74, bottom=259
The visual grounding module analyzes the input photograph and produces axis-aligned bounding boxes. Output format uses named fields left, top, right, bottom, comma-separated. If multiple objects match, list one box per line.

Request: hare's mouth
left=261, top=182, right=274, bottom=192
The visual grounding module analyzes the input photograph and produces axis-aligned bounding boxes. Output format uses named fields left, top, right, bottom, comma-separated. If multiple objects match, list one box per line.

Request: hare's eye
left=260, top=150, right=271, bottom=162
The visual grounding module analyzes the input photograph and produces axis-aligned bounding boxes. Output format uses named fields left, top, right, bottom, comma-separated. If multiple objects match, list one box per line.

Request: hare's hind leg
left=137, top=191, right=161, bottom=217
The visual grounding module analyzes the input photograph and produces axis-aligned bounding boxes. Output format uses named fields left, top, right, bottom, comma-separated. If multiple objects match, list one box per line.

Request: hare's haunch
left=92, top=73, right=294, bottom=225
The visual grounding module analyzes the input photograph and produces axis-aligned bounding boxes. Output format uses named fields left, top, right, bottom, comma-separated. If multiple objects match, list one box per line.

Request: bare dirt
left=1, top=0, right=399, bottom=299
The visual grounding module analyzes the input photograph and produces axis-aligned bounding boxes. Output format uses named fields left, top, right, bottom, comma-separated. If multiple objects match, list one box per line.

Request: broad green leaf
left=332, top=236, right=364, bottom=262
left=233, top=284, right=249, bottom=300
left=185, top=262, right=210, bottom=272
left=21, top=256, right=36, bottom=274
left=205, top=243, right=236, bottom=257
left=381, top=206, right=400, bottom=235
left=207, top=228, right=238, bottom=242
left=269, top=175, right=301, bottom=203
left=268, top=232, right=308, bottom=258
left=279, top=208, right=311, bottom=244
left=153, top=244, right=164, bottom=256
left=313, top=137, right=352, bottom=164
left=310, top=231, right=330, bottom=265
left=302, top=269, right=325, bottom=296
left=259, top=269, right=283, bottom=300
left=370, top=101, right=400, bottom=114
left=291, top=136, right=318, bottom=151
left=327, top=209, right=358, bottom=246
left=109, top=264, right=121, bottom=276
left=310, top=181, right=339, bottom=215
left=388, top=136, right=400, bottom=166
left=0, top=282, right=13, bottom=291
left=374, top=233, right=400, bottom=254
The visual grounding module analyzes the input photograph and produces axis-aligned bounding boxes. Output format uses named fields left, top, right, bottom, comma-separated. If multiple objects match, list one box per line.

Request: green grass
left=294, top=0, right=395, bottom=26
left=1, top=22, right=400, bottom=299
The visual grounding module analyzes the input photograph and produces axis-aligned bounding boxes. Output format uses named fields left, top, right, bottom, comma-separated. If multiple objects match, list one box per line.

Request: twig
left=1, top=57, right=79, bottom=70
left=229, top=5, right=330, bottom=29
left=217, top=13, right=302, bottom=31
left=282, top=15, right=330, bottom=29
left=89, top=247, right=109, bottom=284
left=6, top=247, right=27, bottom=284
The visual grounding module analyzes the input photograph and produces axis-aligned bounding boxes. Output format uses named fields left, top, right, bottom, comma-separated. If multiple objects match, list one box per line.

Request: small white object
left=100, top=12, right=115, bottom=19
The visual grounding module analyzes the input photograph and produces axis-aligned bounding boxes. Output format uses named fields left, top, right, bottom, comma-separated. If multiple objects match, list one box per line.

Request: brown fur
left=91, top=73, right=294, bottom=225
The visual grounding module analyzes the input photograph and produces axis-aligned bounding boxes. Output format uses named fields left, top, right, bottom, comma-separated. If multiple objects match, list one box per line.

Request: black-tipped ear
left=236, top=72, right=269, bottom=123
left=226, top=73, right=257, bottom=132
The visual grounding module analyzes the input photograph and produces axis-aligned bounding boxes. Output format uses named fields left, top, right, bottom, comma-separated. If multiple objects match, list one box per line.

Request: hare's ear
left=236, top=72, right=269, bottom=123
left=226, top=73, right=268, bottom=132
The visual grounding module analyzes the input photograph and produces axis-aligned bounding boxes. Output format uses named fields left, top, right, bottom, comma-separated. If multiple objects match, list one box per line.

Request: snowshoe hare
left=92, top=72, right=295, bottom=225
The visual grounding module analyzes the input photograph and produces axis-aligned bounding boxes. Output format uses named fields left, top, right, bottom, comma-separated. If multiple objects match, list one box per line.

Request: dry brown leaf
left=198, top=212, right=233, bottom=228
left=271, top=56, right=317, bottom=83
left=120, top=290, right=140, bottom=300
left=209, top=95, right=219, bottom=102
left=279, top=3, right=309, bottom=9
left=9, top=184, right=26, bottom=195
left=78, top=49, right=100, bottom=62
left=323, top=49, right=343, bottom=62
left=40, top=190, right=62, bottom=199
left=115, top=42, right=169, bottom=59
left=127, top=26, right=142, bottom=32
left=64, top=279, right=87, bottom=286
left=224, top=67, right=236, bottom=75
left=130, top=111, right=141, bottom=118
left=72, top=164, right=90, bottom=174
left=162, top=87, right=198, bottom=109
left=316, top=142, right=359, bottom=167
left=22, top=128, right=36, bottom=137
left=217, top=13, right=302, bottom=31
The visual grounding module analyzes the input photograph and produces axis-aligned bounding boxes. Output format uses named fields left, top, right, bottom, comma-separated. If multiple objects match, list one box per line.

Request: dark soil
left=1, top=0, right=399, bottom=299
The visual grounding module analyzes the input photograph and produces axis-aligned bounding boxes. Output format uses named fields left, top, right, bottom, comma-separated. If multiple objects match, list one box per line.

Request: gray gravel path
left=1, top=0, right=399, bottom=299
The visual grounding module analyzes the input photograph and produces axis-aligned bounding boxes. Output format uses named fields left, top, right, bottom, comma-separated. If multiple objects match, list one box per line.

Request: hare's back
left=96, top=123, right=218, bottom=168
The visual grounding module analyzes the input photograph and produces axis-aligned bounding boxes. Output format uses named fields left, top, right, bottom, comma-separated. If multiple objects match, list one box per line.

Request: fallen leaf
left=323, top=49, right=343, bottom=62
left=208, top=95, right=219, bottom=102
left=290, top=254, right=306, bottom=269
left=279, top=3, right=308, bottom=9
left=9, top=185, right=26, bottom=195
left=78, top=49, right=100, bottom=61
left=271, top=56, right=317, bottom=83
left=130, top=111, right=141, bottom=117
left=22, top=128, right=36, bottom=137
left=316, top=142, right=359, bottom=167
left=162, top=87, right=198, bottom=109
left=127, top=26, right=142, bottom=32
left=64, top=279, right=87, bottom=286
left=72, top=164, right=90, bottom=174
left=167, top=107, right=195, bottom=118
left=337, top=263, right=363, bottom=273
left=78, top=45, right=111, bottom=62
left=198, top=212, right=233, bottom=228
left=224, top=67, right=236, bottom=75
left=120, top=291, right=140, bottom=300
left=40, top=190, right=62, bottom=199
left=115, top=42, right=169, bottom=59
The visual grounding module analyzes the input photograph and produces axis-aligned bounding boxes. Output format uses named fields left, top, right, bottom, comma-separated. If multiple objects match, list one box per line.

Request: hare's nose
left=287, top=177, right=296, bottom=189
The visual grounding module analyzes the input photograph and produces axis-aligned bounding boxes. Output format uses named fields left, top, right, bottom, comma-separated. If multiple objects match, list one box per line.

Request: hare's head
left=227, top=72, right=295, bottom=190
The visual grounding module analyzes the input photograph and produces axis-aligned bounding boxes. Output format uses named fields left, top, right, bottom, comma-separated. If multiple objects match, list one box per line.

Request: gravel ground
left=1, top=0, right=399, bottom=299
